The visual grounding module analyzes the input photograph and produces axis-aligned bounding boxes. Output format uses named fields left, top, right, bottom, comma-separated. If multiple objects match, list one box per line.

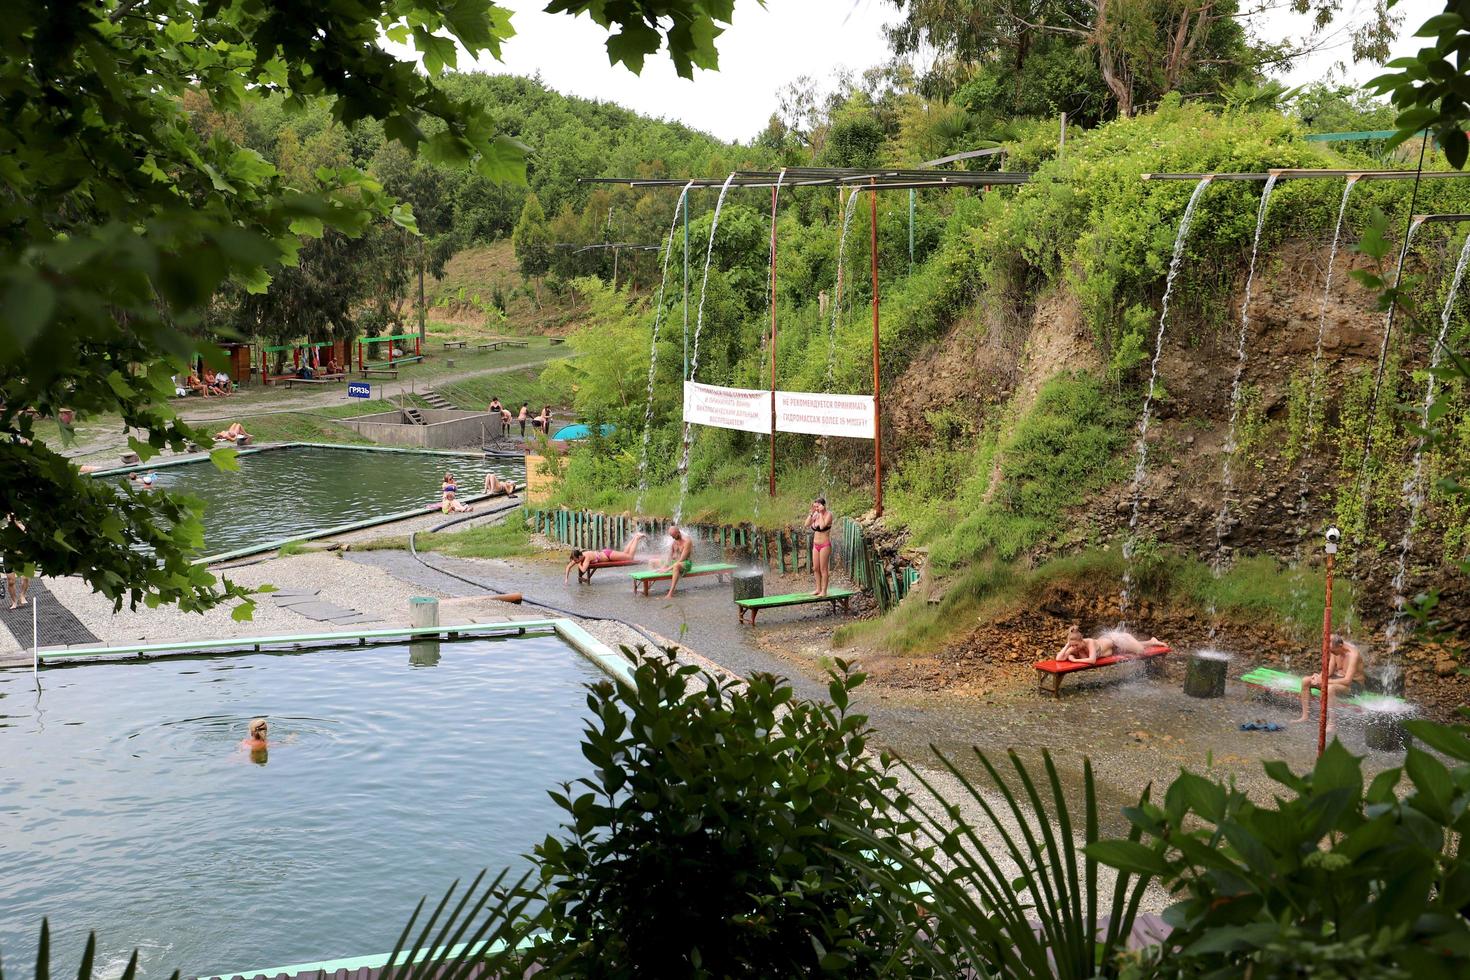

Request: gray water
left=0, top=635, right=601, bottom=978
left=130, top=447, right=523, bottom=557
left=1121, top=176, right=1213, bottom=621
left=675, top=172, right=738, bottom=522
left=635, top=182, right=696, bottom=516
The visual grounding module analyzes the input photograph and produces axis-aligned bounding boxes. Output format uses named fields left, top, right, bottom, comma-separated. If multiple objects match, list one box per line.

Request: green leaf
left=230, top=600, right=256, bottom=622
left=210, top=447, right=240, bottom=473
left=0, top=272, right=56, bottom=351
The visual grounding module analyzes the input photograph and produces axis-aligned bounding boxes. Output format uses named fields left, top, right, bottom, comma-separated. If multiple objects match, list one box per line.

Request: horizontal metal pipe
left=1143, top=169, right=1470, bottom=181
left=1413, top=212, right=1470, bottom=223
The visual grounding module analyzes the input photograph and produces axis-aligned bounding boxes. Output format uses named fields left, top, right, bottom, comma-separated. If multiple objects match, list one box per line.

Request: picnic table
left=736, top=589, right=855, bottom=624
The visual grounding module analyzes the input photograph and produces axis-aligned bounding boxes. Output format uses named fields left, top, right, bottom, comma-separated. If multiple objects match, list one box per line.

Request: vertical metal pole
left=769, top=183, right=779, bottom=497
left=870, top=180, right=883, bottom=517
left=682, top=188, right=690, bottom=381
left=908, top=188, right=915, bottom=273
left=417, top=237, right=427, bottom=344
left=32, top=593, right=39, bottom=680
left=1318, top=553, right=1334, bottom=756
left=612, top=245, right=620, bottom=289
left=1059, top=112, right=1068, bottom=155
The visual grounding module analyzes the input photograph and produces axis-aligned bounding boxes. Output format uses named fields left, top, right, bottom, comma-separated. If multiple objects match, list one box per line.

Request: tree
left=886, top=0, right=1398, bottom=118
left=0, top=0, right=740, bottom=614
left=512, top=192, right=553, bottom=294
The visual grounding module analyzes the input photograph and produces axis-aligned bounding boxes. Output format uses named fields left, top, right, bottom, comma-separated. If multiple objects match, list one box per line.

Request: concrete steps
left=403, top=407, right=426, bottom=426
left=422, top=389, right=453, bottom=410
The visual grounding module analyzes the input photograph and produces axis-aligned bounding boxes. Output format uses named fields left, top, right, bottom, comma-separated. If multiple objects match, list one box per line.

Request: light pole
left=1318, top=525, right=1340, bottom=757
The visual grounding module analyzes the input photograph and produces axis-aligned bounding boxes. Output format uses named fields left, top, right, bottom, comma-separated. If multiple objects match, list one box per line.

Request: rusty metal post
left=870, top=180, right=883, bottom=517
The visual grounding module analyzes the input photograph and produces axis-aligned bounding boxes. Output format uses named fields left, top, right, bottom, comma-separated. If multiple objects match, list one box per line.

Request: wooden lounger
left=1239, top=667, right=1407, bottom=713
left=630, top=562, right=738, bottom=595
left=736, top=589, right=855, bottom=624
left=582, top=557, right=641, bottom=582
left=1033, top=644, right=1171, bottom=698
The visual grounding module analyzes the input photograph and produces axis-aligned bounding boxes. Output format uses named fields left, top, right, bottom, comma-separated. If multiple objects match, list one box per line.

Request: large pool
left=0, top=635, right=600, bottom=978
left=128, top=446, right=524, bottom=557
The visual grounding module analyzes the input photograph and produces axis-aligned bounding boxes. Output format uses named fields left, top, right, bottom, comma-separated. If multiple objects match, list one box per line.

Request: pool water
left=0, top=635, right=601, bottom=978
left=129, top=447, right=524, bottom=556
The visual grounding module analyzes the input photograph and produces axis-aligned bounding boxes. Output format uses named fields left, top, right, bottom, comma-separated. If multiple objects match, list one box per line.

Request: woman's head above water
left=248, top=717, right=268, bottom=741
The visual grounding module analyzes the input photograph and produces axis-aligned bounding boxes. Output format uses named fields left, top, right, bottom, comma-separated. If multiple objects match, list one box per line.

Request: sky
left=456, top=0, right=1444, bottom=144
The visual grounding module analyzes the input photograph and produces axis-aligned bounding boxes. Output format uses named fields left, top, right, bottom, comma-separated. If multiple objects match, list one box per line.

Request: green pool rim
left=85, top=442, right=523, bottom=564
left=21, top=616, right=630, bottom=980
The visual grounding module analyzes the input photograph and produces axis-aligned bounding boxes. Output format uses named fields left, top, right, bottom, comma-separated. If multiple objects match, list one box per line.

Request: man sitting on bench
left=653, top=526, right=694, bottom=598
left=1293, top=633, right=1365, bottom=732
left=1055, top=626, right=1165, bottom=665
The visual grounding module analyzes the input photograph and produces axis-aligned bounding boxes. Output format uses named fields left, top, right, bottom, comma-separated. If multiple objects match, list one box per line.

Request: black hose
left=406, top=501, right=668, bottom=650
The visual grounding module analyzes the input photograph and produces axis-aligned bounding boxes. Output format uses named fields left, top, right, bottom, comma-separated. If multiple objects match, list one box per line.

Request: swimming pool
left=114, top=445, right=524, bottom=558
left=0, top=633, right=600, bottom=978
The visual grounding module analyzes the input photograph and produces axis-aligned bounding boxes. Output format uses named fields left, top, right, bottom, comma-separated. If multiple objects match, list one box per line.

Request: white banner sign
left=776, top=391, right=877, bottom=440
left=683, top=381, right=771, bottom=434
left=683, top=382, right=876, bottom=440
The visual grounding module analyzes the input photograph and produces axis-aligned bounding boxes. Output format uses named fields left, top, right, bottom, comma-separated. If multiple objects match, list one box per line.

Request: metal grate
left=0, top=579, right=99, bottom=648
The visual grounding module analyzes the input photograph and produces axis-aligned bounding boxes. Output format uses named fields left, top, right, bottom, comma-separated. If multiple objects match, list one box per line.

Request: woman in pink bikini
left=564, top=532, right=647, bottom=584
left=807, top=498, right=833, bottom=597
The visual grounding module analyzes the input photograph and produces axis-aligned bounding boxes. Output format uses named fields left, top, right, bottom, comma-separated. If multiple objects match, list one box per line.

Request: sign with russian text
left=775, top=391, right=876, bottom=439
left=347, top=381, right=371, bottom=399
left=682, top=381, right=772, bottom=434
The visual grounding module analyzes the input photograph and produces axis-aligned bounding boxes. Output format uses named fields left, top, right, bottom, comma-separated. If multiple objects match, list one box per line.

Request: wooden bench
left=631, top=562, right=738, bottom=595
left=581, top=558, right=642, bottom=582
left=477, top=341, right=505, bottom=352
left=502, top=340, right=528, bottom=348
left=281, top=374, right=344, bottom=388
left=1033, top=644, right=1171, bottom=698
left=360, top=368, right=399, bottom=379
left=1239, top=667, right=1407, bottom=713
left=736, top=589, right=855, bottom=624
left=442, top=340, right=467, bottom=349
left=549, top=337, right=565, bottom=345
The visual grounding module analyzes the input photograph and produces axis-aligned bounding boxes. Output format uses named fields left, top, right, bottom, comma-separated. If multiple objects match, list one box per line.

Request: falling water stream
left=1120, top=176, right=1214, bottom=621
left=1382, top=229, right=1470, bottom=666
left=1207, top=174, right=1278, bottom=638
left=815, top=189, right=865, bottom=495
left=635, top=181, right=696, bottom=518
left=1293, top=176, right=1360, bottom=536
left=747, top=170, right=787, bottom=521
left=674, top=172, right=738, bottom=523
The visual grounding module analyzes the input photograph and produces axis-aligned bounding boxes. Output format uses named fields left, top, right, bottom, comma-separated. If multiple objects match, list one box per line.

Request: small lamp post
left=1318, top=526, right=1340, bottom=757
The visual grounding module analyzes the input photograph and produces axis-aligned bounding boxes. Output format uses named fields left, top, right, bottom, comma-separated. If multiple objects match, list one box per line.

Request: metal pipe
left=870, top=179, right=883, bottom=518
left=769, top=178, right=780, bottom=498
left=682, top=186, right=690, bottom=381
left=1143, top=169, right=1470, bottom=181
left=1319, top=551, right=1334, bottom=756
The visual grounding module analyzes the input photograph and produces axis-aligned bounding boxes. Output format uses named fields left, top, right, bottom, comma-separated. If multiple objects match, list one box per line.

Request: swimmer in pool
left=241, top=717, right=269, bottom=764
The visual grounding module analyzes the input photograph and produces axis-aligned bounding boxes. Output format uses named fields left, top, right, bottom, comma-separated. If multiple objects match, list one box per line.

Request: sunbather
left=185, top=372, right=212, bottom=397
left=564, top=533, right=647, bottom=583
left=441, top=489, right=473, bottom=514
left=1055, top=626, right=1164, bottom=665
left=213, top=422, right=252, bottom=444
left=483, top=473, right=519, bottom=496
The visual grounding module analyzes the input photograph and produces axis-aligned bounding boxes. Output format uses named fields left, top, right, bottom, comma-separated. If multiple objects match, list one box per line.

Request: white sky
left=457, top=0, right=1443, bottom=143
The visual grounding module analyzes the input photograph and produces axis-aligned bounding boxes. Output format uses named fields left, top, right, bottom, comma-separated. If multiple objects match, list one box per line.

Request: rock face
left=875, top=238, right=1470, bottom=718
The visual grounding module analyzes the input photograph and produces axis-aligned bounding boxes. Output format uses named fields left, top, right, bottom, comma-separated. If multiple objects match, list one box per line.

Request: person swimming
left=241, top=717, right=269, bottom=764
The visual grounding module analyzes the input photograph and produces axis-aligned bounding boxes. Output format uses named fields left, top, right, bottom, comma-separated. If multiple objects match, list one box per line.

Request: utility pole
left=1318, top=526, right=1340, bottom=756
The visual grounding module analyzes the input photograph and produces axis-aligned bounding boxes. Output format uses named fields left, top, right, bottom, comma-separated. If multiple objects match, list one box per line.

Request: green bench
left=737, top=590, right=855, bottom=625
left=1240, top=667, right=1408, bottom=712
left=630, top=562, right=737, bottom=595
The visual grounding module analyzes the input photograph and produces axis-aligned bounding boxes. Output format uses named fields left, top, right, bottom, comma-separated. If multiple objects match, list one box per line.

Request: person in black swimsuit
left=806, top=498, right=834, bottom=597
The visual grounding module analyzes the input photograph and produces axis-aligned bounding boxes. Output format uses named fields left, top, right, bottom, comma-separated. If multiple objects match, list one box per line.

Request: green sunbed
left=736, top=589, right=855, bottom=624
left=630, top=562, right=737, bottom=595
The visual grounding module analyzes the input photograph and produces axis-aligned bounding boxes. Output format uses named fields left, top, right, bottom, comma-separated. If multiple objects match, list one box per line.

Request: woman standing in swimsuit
left=807, top=498, right=833, bottom=598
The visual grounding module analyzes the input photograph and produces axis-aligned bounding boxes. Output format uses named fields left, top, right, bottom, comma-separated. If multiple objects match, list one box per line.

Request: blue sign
left=347, top=381, right=371, bottom=399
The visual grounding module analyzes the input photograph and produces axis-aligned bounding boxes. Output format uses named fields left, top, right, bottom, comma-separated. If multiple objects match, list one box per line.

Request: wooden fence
left=524, top=509, right=920, bottom=613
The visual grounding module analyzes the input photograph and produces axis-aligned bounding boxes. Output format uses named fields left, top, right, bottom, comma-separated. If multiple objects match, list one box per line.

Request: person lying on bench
left=1055, top=626, right=1164, bottom=665
left=652, top=526, right=694, bottom=598
left=1293, top=633, right=1365, bottom=732
left=212, top=422, right=253, bottom=444
left=564, top=533, right=648, bottom=584
left=483, top=473, right=519, bottom=496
